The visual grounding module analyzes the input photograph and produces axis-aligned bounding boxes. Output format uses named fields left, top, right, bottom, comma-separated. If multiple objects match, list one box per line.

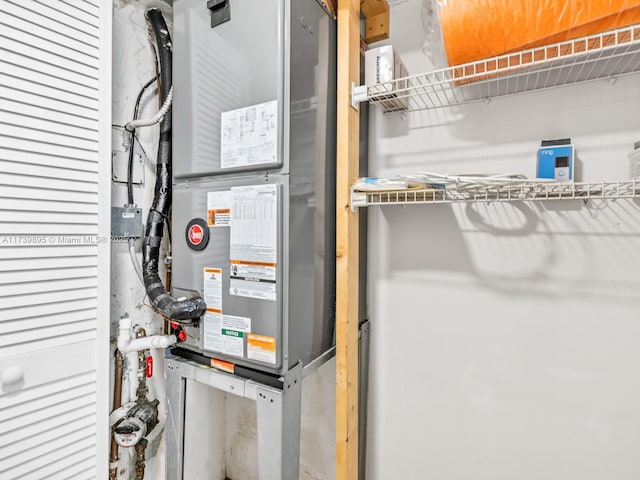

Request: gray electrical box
left=172, top=0, right=336, bottom=376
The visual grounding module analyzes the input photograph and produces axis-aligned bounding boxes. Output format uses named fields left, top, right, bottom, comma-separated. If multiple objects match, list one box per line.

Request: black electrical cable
left=127, top=77, right=157, bottom=205
left=143, top=9, right=206, bottom=322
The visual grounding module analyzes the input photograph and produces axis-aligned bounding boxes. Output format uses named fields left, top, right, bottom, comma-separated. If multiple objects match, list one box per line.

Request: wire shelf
left=352, top=181, right=640, bottom=208
left=367, top=24, right=640, bottom=113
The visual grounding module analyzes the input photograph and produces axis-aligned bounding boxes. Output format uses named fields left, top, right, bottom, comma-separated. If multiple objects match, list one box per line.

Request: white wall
left=366, top=2, right=640, bottom=479
left=111, top=1, right=173, bottom=479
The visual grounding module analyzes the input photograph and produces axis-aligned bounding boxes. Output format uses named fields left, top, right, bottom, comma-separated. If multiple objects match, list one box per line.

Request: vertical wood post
left=336, top=0, right=361, bottom=479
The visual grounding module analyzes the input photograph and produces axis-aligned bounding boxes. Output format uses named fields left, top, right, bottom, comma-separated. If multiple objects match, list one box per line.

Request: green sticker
left=222, top=329, right=243, bottom=338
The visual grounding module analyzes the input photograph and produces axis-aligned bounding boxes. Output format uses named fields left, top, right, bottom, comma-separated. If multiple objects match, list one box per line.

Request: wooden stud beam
left=336, top=0, right=361, bottom=480
left=322, top=0, right=337, bottom=16
left=361, top=0, right=390, bottom=43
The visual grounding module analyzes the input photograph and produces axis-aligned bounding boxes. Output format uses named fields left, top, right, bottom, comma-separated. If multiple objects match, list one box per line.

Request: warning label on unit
left=229, top=185, right=278, bottom=301
left=202, top=266, right=253, bottom=357
left=221, top=329, right=243, bottom=357
left=203, top=268, right=222, bottom=309
left=207, top=191, right=231, bottom=227
left=221, top=100, right=278, bottom=169
left=222, top=314, right=251, bottom=333
left=247, top=334, right=277, bottom=364
left=203, top=308, right=223, bottom=353
left=203, top=268, right=223, bottom=352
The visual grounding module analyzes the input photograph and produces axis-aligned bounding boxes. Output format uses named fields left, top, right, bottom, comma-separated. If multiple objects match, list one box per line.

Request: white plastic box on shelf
left=360, top=23, right=640, bottom=113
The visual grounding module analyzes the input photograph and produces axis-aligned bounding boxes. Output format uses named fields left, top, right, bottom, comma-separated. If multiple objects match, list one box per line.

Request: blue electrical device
left=537, top=139, right=574, bottom=181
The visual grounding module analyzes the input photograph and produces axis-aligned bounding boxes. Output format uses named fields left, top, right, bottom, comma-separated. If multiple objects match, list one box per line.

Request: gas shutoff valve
left=113, top=399, right=159, bottom=448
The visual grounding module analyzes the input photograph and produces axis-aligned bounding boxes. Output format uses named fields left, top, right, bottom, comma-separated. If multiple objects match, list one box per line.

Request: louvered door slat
left=0, top=298, right=97, bottom=322
left=0, top=308, right=97, bottom=333
left=0, top=111, right=99, bottom=143
left=0, top=412, right=96, bottom=458
left=0, top=245, right=97, bottom=259
left=0, top=5, right=98, bottom=56
left=4, top=0, right=98, bottom=40
left=0, top=435, right=96, bottom=478
left=0, top=15, right=99, bottom=65
left=0, top=278, right=98, bottom=297
left=0, top=123, right=98, bottom=152
left=0, top=371, right=96, bottom=410
left=0, top=266, right=97, bottom=285
left=58, top=0, right=99, bottom=18
left=0, top=173, right=98, bottom=193
left=0, top=198, right=97, bottom=215
left=0, top=287, right=97, bottom=311
left=0, top=98, right=99, bottom=133
left=0, top=185, right=97, bottom=204
left=0, top=159, right=98, bottom=183
left=0, top=147, right=98, bottom=173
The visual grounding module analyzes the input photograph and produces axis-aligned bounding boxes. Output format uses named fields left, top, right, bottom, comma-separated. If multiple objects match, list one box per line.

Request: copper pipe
left=109, top=350, right=124, bottom=480
left=135, top=328, right=149, bottom=402
left=165, top=256, right=172, bottom=293
left=135, top=437, right=148, bottom=480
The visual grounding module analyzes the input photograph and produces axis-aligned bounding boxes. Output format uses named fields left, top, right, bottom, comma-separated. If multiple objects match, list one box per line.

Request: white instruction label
left=223, top=314, right=251, bottom=333
left=203, top=309, right=223, bottom=353
left=221, top=100, right=278, bottom=169
left=207, top=191, right=231, bottom=227
left=203, top=268, right=222, bottom=310
left=229, top=184, right=278, bottom=301
left=220, top=315, right=251, bottom=358
left=221, top=329, right=244, bottom=357
left=203, top=268, right=223, bottom=352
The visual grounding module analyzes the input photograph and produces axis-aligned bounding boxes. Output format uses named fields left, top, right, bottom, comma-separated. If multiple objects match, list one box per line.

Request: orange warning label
left=210, top=358, right=235, bottom=374
left=247, top=334, right=276, bottom=364
left=206, top=307, right=222, bottom=314
left=208, top=208, right=231, bottom=227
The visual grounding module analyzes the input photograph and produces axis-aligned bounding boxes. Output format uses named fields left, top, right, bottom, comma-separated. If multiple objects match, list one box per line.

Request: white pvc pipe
left=118, top=317, right=177, bottom=354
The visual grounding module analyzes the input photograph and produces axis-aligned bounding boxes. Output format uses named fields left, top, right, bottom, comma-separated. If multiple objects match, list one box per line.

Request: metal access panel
left=173, top=0, right=334, bottom=180
left=173, top=0, right=285, bottom=178
left=173, top=172, right=334, bottom=375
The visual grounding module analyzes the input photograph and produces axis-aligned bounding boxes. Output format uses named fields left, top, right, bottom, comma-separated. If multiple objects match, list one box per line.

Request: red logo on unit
left=188, top=224, right=204, bottom=246
left=185, top=218, right=209, bottom=251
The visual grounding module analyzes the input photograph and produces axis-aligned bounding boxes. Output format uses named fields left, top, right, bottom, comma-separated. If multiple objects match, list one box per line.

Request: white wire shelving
left=362, top=24, right=640, bottom=113
left=351, top=180, right=640, bottom=208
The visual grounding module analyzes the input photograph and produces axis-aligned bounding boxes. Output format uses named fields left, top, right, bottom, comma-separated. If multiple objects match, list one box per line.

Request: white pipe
left=118, top=317, right=177, bottom=354
left=128, top=238, right=144, bottom=287
left=124, top=86, right=173, bottom=132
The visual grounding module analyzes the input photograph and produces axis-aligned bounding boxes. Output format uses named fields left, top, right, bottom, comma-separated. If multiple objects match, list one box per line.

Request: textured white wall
left=111, top=1, right=173, bottom=479
left=366, top=2, right=640, bottom=479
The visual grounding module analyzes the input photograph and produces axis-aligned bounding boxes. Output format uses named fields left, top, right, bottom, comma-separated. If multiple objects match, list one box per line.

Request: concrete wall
left=365, top=2, right=640, bottom=479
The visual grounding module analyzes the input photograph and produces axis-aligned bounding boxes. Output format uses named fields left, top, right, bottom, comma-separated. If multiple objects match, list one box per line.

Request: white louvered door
left=0, top=0, right=110, bottom=478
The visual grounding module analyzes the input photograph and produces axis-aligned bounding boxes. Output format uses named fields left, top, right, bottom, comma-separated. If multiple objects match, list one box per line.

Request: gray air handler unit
left=165, top=1, right=336, bottom=479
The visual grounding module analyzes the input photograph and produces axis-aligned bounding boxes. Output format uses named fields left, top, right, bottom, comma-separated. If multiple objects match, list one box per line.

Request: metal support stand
left=165, top=354, right=303, bottom=480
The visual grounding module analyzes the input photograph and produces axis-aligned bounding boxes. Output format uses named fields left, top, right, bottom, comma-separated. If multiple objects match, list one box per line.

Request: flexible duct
left=143, top=9, right=206, bottom=322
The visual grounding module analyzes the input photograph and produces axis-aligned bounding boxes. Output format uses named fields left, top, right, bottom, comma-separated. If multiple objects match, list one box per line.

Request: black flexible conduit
left=127, top=76, right=157, bottom=206
left=143, top=9, right=206, bottom=322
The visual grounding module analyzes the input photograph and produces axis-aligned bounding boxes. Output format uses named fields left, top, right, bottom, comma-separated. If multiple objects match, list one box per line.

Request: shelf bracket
left=351, top=82, right=368, bottom=110
left=351, top=190, right=367, bottom=211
